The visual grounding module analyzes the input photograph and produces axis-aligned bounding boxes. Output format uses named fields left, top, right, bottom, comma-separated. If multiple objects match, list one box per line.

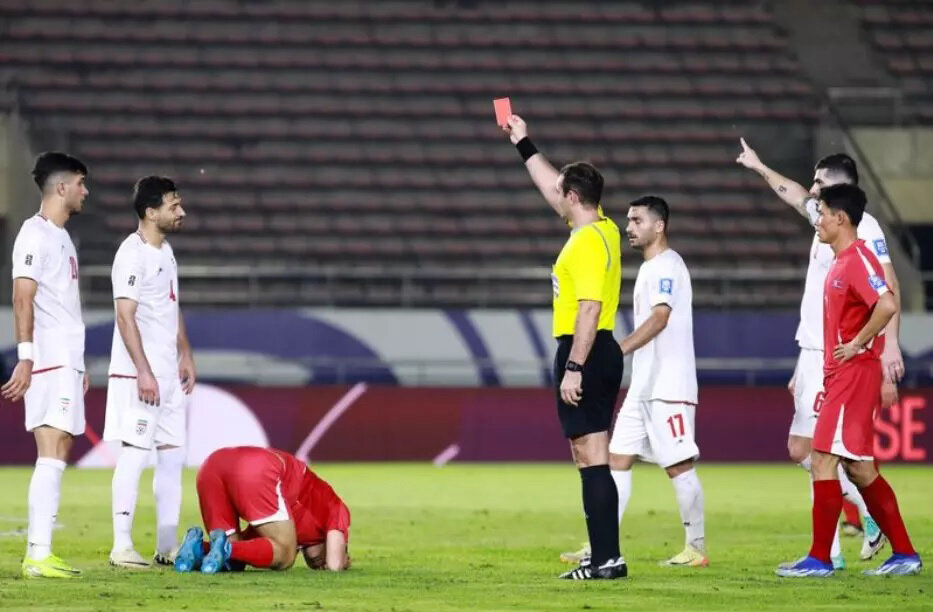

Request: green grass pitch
left=0, top=463, right=930, bottom=611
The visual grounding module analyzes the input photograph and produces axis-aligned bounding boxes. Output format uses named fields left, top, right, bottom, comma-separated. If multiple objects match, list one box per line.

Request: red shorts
left=813, top=360, right=880, bottom=460
left=196, top=447, right=290, bottom=534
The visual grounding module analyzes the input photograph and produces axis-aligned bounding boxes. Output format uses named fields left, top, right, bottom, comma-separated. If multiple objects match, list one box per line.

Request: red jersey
left=267, top=449, right=351, bottom=547
left=822, top=240, right=889, bottom=377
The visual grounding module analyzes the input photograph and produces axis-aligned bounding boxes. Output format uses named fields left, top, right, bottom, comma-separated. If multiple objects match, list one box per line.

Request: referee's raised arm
left=502, top=115, right=564, bottom=218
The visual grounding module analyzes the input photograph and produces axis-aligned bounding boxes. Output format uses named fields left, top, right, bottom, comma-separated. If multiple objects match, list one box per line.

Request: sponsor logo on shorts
left=659, top=278, right=673, bottom=295
left=59, top=397, right=70, bottom=413
left=136, top=419, right=148, bottom=436
left=873, top=239, right=888, bottom=256
left=869, top=274, right=885, bottom=290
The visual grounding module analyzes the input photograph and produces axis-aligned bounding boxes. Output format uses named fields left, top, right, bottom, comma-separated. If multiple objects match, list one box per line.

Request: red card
left=493, top=97, right=512, bottom=127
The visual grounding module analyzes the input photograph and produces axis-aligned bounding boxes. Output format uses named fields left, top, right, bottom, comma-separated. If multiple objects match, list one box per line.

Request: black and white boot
left=559, top=556, right=627, bottom=580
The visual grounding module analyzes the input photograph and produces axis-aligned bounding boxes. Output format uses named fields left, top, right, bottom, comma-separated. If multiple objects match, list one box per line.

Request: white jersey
left=11, top=214, right=85, bottom=371
left=795, top=203, right=891, bottom=350
left=109, top=233, right=180, bottom=378
left=627, top=248, right=698, bottom=404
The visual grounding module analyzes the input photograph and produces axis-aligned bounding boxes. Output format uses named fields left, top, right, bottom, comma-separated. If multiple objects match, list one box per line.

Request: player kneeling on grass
left=174, top=446, right=350, bottom=573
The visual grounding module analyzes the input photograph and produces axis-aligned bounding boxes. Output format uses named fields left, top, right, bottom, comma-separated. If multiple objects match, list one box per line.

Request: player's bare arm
left=177, top=310, right=196, bottom=395
left=879, top=262, right=904, bottom=381
left=833, top=292, right=898, bottom=363
left=502, top=115, right=564, bottom=217
left=115, top=297, right=160, bottom=406
left=561, top=300, right=601, bottom=407
left=736, top=138, right=811, bottom=219
left=1, top=277, right=38, bottom=402
left=619, top=305, right=672, bottom=356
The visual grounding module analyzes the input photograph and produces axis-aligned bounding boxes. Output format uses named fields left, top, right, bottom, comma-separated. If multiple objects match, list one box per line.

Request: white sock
left=26, top=457, right=66, bottom=561
left=154, top=447, right=185, bottom=555
left=610, top=469, right=632, bottom=526
left=671, top=468, right=705, bottom=552
left=111, top=445, right=150, bottom=552
left=837, top=464, right=869, bottom=520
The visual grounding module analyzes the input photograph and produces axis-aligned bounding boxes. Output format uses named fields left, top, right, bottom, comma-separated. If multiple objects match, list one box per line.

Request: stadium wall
left=0, top=384, right=930, bottom=466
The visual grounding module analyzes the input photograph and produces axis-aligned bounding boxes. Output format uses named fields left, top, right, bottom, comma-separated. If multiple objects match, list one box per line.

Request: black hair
left=31, top=151, right=88, bottom=191
left=629, top=195, right=670, bottom=230
left=558, top=161, right=603, bottom=207
left=815, top=153, right=859, bottom=185
left=819, top=183, right=866, bottom=227
left=133, top=176, right=178, bottom=219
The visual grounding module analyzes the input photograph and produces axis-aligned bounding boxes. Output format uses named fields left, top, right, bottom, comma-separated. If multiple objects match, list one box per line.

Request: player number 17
left=667, top=413, right=685, bottom=438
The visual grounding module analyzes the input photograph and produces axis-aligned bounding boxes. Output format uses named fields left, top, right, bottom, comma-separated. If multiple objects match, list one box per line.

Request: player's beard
left=159, top=217, right=183, bottom=233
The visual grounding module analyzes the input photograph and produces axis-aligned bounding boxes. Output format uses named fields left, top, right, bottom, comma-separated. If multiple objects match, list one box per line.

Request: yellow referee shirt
left=551, top=213, right=622, bottom=337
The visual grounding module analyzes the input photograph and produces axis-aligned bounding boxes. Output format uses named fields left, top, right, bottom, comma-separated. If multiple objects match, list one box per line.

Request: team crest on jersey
left=24, top=254, right=33, bottom=266
left=873, top=239, right=888, bottom=256
left=136, top=419, right=148, bottom=436
left=659, top=278, right=673, bottom=295
left=869, top=274, right=885, bottom=290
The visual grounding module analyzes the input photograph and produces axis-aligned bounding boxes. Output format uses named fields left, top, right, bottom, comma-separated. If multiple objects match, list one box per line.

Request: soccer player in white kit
left=2, top=152, right=89, bottom=578
left=613, top=196, right=707, bottom=568
left=737, top=142, right=899, bottom=565
left=104, top=176, right=195, bottom=568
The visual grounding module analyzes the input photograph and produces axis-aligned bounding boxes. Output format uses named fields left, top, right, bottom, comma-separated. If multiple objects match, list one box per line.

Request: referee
left=503, top=115, right=625, bottom=580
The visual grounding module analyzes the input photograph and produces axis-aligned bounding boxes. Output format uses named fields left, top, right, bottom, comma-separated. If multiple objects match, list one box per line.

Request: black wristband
left=515, top=137, right=538, bottom=162
left=565, top=360, right=584, bottom=372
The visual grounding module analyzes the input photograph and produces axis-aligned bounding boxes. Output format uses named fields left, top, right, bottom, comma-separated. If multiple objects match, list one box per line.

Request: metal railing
left=76, top=263, right=808, bottom=308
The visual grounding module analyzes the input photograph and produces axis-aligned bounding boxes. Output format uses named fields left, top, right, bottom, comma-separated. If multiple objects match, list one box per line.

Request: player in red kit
left=777, top=184, right=921, bottom=577
left=174, top=446, right=351, bottom=573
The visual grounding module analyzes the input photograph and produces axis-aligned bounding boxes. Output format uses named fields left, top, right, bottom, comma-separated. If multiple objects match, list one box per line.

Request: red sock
left=809, top=480, right=843, bottom=563
left=842, top=499, right=861, bottom=527
left=859, top=476, right=916, bottom=555
left=230, top=537, right=275, bottom=568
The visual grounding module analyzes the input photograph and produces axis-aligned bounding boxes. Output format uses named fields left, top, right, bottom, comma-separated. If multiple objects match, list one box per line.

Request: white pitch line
left=432, top=443, right=460, bottom=467
left=295, top=382, right=368, bottom=463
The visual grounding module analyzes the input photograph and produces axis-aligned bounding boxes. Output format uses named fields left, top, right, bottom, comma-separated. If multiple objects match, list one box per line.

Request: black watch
left=565, top=360, right=584, bottom=372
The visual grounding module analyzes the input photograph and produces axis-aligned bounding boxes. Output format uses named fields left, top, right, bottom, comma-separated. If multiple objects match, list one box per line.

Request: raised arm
left=736, top=138, right=812, bottom=220
left=1, top=278, right=38, bottom=401
left=502, top=115, right=564, bottom=217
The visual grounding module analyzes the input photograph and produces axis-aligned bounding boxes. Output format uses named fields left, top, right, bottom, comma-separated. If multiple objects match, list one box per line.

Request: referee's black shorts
left=554, top=330, right=624, bottom=439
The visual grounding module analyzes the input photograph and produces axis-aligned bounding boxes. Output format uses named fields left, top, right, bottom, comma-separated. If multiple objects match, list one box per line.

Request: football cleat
left=775, top=555, right=834, bottom=578
left=174, top=527, right=205, bottom=573
left=778, top=555, right=844, bottom=571
left=109, top=548, right=151, bottom=569
left=840, top=521, right=863, bottom=537
left=559, top=556, right=627, bottom=580
left=153, top=548, right=178, bottom=567
left=201, top=529, right=231, bottom=574
left=863, top=553, right=922, bottom=576
left=860, top=516, right=886, bottom=561
left=22, top=554, right=82, bottom=578
left=660, top=545, right=708, bottom=568
left=559, top=542, right=591, bottom=564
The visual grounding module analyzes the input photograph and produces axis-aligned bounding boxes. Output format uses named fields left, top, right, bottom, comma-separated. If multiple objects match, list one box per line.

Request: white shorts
left=790, top=348, right=824, bottom=439
left=609, top=397, right=700, bottom=468
left=103, top=375, right=187, bottom=449
left=24, top=367, right=86, bottom=436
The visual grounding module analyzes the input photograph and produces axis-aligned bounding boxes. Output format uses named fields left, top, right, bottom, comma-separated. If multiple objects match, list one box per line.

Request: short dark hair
left=31, top=151, right=88, bottom=191
left=815, top=153, right=858, bottom=185
left=559, top=161, right=603, bottom=207
left=133, top=176, right=178, bottom=219
left=819, top=183, right=866, bottom=227
left=629, top=195, right=670, bottom=230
